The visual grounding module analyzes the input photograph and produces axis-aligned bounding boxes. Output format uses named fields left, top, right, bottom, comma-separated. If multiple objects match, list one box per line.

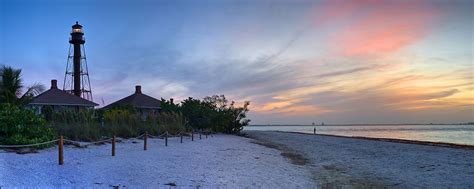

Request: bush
left=102, top=109, right=186, bottom=137
left=0, top=94, right=249, bottom=145
left=155, top=111, right=186, bottom=134
left=0, top=104, right=57, bottom=148
left=47, top=107, right=187, bottom=141
left=179, top=95, right=250, bottom=134
left=48, top=109, right=101, bottom=141
left=102, top=108, right=143, bottom=138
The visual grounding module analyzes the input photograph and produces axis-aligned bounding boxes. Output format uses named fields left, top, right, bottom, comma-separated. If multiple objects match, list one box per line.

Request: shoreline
left=244, top=130, right=474, bottom=188
left=274, top=130, right=474, bottom=150
left=249, top=123, right=474, bottom=126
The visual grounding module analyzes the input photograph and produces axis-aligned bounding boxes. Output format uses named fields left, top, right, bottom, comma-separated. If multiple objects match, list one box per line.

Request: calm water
left=244, top=125, right=474, bottom=146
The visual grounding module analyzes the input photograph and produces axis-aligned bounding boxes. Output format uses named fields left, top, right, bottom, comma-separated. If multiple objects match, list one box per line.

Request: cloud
left=85, top=1, right=471, bottom=124
left=313, top=0, right=439, bottom=57
left=8, top=0, right=467, bottom=124
left=296, top=65, right=385, bottom=80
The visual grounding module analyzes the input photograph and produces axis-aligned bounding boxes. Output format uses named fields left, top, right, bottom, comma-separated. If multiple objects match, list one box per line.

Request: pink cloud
left=313, top=0, right=439, bottom=57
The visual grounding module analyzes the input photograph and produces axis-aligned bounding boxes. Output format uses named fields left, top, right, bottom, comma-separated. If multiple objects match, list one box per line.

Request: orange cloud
left=252, top=97, right=333, bottom=116
left=274, top=105, right=333, bottom=116
left=255, top=98, right=302, bottom=112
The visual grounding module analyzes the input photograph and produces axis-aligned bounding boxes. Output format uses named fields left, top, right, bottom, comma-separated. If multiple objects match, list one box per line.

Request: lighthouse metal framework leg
left=63, top=44, right=93, bottom=101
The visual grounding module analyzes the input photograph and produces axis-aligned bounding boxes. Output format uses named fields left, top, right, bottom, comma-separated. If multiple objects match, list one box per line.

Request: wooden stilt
left=165, top=132, right=168, bottom=147
left=144, top=132, right=148, bottom=151
left=112, top=135, right=116, bottom=156
left=58, top=136, right=64, bottom=165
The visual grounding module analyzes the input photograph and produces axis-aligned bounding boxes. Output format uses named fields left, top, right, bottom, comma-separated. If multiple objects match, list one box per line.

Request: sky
left=0, top=0, right=473, bottom=124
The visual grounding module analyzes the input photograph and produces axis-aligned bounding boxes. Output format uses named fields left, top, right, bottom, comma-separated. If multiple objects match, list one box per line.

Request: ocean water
left=244, top=125, right=474, bottom=146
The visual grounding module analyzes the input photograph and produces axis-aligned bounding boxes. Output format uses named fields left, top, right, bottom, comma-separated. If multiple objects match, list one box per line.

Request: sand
left=2, top=131, right=473, bottom=188
left=0, top=134, right=314, bottom=188
left=244, top=131, right=474, bottom=188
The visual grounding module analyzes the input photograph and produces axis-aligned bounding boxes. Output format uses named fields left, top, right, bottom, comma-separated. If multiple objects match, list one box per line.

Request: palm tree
left=0, top=65, right=45, bottom=105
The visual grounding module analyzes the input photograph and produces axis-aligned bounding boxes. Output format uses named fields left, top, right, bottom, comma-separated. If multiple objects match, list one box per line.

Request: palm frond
left=0, top=65, right=23, bottom=103
left=18, top=82, right=45, bottom=105
left=22, top=82, right=46, bottom=97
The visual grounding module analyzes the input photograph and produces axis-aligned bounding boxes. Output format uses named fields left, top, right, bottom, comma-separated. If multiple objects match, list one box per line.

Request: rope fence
left=0, top=129, right=214, bottom=165
left=63, top=138, right=113, bottom=148
left=0, top=139, right=59, bottom=148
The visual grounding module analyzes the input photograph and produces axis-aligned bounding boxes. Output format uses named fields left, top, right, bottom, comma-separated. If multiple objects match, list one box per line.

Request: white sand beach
left=1, top=131, right=474, bottom=188
left=0, top=134, right=313, bottom=188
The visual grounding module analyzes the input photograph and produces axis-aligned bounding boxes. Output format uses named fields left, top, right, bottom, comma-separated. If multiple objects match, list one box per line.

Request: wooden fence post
left=112, top=135, right=116, bottom=156
left=180, top=133, right=183, bottom=143
left=144, top=132, right=148, bottom=151
left=58, top=135, right=64, bottom=165
left=165, top=131, right=168, bottom=147
left=199, top=131, right=202, bottom=140
left=192, top=130, right=194, bottom=141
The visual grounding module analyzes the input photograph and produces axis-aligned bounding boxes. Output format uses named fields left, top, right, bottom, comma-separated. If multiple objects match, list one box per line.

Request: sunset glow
left=1, top=0, right=472, bottom=124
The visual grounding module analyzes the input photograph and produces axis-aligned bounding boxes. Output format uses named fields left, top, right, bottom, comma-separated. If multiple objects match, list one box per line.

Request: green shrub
left=156, top=111, right=186, bottom=135
left=102, top=109, right=186, bottom=137
left=48, top=109, right=101, bottom=141
left=179, top=95, right=250, bottom=134
left=46, top=107, right=187, bottom=141
left=1, top=94, right=249, bottom=144
left=0, top=104, right=57, bottom=148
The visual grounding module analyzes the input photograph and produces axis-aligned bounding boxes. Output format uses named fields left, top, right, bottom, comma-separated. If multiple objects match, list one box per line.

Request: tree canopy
left=161, top=95, right=250, bottom=134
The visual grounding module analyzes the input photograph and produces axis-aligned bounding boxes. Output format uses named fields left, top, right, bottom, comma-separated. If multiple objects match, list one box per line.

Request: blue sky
left=1, top=0, right=472, bottom=124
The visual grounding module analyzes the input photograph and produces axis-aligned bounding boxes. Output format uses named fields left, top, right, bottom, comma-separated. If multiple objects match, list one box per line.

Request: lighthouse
left=63, top=21, right=93, bottom=101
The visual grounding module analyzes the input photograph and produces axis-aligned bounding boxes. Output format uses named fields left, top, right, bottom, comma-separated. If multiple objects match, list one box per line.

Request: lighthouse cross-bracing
left=63, top=21, right=93, bottom=101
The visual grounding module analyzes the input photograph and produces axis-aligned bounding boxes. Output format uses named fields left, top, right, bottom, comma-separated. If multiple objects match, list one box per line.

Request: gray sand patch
left=250, top=140, right=308, bottom=166
left=247, top=135, right=383, bottom=188
left=244, top=130, right=474, bottom=188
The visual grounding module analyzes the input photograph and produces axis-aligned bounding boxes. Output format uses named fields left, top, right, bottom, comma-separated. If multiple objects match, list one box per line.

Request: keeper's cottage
left=102, top=85, right=161, bottom=117
left=27, top=79, right=98, bottom=114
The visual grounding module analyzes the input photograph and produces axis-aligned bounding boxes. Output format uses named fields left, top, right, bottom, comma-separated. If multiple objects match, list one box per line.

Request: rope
left=0, top=131, right=197, bottom=149
left=0, top=139, right=59, bottom=148
left=63, top=139, right=82, bottom=145
left=148, top=132, right=180, bottom=138
left=64, top=133, right=145, bottom=146
left=83, top=138, right=112, bottom=147
left=63, top=138, right=112, bottom=147
left=159, top=132, right=167, bottom=137
left=166, top=132, right=183, bottom=137
left=133, top=133, right=145, bottom=140
left=147, top=133, right=165, bottom=138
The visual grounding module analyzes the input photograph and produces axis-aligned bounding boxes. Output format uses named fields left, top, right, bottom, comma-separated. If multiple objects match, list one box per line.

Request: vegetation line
left=0, top=65, right=251, bottom=147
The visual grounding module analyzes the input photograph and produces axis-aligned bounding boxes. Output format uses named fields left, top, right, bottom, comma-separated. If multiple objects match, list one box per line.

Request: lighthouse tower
left=63, top=21, right=93, bottom=101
